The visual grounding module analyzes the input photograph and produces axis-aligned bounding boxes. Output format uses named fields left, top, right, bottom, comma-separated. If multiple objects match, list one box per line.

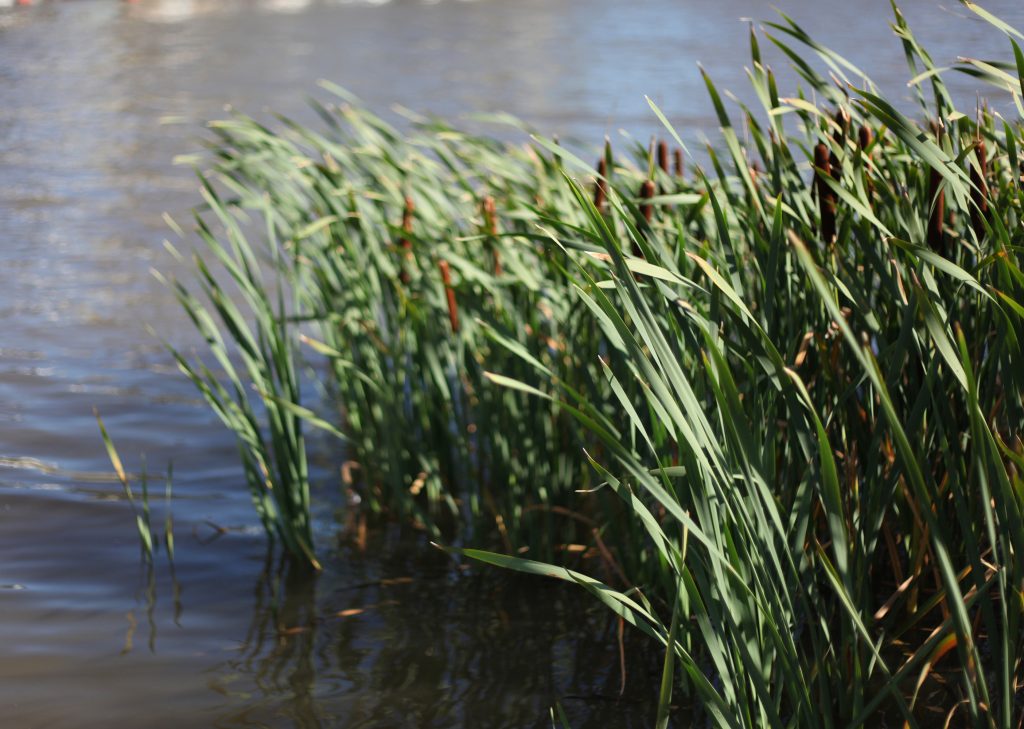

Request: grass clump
left=163, top=1, right=1024, bottom=724
left=163, top=88, right=665, bottom=566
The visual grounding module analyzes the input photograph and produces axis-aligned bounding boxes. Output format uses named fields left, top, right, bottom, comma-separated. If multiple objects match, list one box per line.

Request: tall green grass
left=459, top=4, right=1024, bottom=726
left=163, top=89, right=649, bottom=565
left=157, top=190, right=318, bottom=567
left=164, top=1, right=1024, bottom=724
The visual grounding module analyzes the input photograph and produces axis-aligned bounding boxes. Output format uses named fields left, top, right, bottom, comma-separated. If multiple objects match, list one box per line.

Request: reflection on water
left=0, top=491, right=653, bottom=727
left=204, top=536, right=657, bottom=728
left=2, top=0, right=1024, bottom=725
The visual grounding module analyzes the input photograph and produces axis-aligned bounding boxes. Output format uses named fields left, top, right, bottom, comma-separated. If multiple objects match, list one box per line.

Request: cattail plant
left=814, top=141, right=836, bottom=243
left=829, top=106, right=850, bottom=177
left=450, top=7, right=1024, bottom=728
left=593, top=157, right=608, bottom=213
left=437, top=259, right=459, bottom=334
left=857, top=123, right=873, bottom=150
left=656, top=139, right=669, bottom=174
left=399, top=194, right=415, bottom=284
left=167, top=5, right=1024, bottom=727
left=970, top=137, right=990, bottom=240
left=482, top=195, right=501, bottom=275
left=858, top=123, right=875, bottom=198
left=638, top=179, right=655, bottom=224
left=927, top=124, right=945, bottom=252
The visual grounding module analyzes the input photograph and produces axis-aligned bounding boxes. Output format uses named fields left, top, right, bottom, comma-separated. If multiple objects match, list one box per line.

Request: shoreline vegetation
left=159, top=2, right=1024, bottom=725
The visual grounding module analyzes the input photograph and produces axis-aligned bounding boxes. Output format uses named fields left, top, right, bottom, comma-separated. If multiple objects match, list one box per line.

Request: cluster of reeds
left=164, top=86, right=656, bottom=565
left=164, top=2, right=1024, bottom=725
left=156, top=186, right=318, bottom=567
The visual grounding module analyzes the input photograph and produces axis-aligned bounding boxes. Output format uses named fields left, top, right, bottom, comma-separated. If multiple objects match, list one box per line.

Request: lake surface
left=2, top=0, right=1023, bottom=726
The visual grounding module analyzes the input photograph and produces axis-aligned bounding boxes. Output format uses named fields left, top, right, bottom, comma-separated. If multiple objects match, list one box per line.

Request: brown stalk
left=882, top=520, right=904, bottom=584
left=814, top=142, right=836, bottom=243
left=749, top=161, right=762, bottom=195
left=970, top=138, right=990, bottom=241
left=633, top=179, right=656, bottom=259
left=591, top=526, right=630, bottom=588
left=657, top=139, right=669, bottom=174
left=521, top=503, right=598, bottom=528
left=482, top=195, right=502, bottom=275
left=830, top=107, right=850, bottom=178
left=594, top=157, right=608, bottom=213
left=673, top=147, right=684, bottom=178
left=858, top=124, right=875, bottom=199
left=398, top=195, right=415, bottom=284
left=438, top=260, right=460, bottom=334
left=927, top=122, right=945, bottom=253
left=927, top=169, right=945, bottom=253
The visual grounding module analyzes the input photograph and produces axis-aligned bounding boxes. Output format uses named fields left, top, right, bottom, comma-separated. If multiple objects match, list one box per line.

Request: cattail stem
left=633, top=179, right=656, bottom=259
left=927, top=123, right=945, bottom=253
left=482, top=196, right=497, bottom=235
left=970, top=138, right=990, bottom=240
left=927, top=169, right=944, bottom=252
left=594, top=157, right=608, bottom=213
left=399, top=195, right=415, bottom=284
left=438, top=260, right=459, bottom=334
left=482, top=196, right=501, bottom=275
left=858, top=124, right=875, bottom=199
left=830, top=107, right=850, bottom=178
left=814, top=143, right=836, bottom=243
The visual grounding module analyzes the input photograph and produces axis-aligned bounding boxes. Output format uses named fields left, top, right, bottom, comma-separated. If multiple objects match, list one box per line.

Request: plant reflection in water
left=204, top=536, right=660, bottom=728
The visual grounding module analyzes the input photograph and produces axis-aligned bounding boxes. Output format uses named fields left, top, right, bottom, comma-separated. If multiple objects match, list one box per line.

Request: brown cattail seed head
left=814, top=142, right=836, bottom=243
left=639, top=179, right=656, bottom=223
left=482, top=196, right=502, bottom=275
left=657, top=140, right=669, bottom=174
left=482, top=196, right=497, bottom=235
left=398, top=195, right=415, bottom=284
left=829, top=109, right=849, bottom=178
left=402, top=196, right=415, bottom=234
left=673, top=148, right=684, bottom=178
left=438, top=260, right=460, bottom=334
left=833, top=107, right=851, bottom=144
left=594, top=157, right=608, bottom=212
left=970, top=138, right=990, bottom=240
left=858, top=125, right=873, bottom=151
left=814, top=141, right=831, bottom=174
left=858, top=125, right=875, bottom=200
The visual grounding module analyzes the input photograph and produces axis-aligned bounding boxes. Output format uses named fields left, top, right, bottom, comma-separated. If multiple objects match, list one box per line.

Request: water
left=1, top=0, right=1022, bottom=726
